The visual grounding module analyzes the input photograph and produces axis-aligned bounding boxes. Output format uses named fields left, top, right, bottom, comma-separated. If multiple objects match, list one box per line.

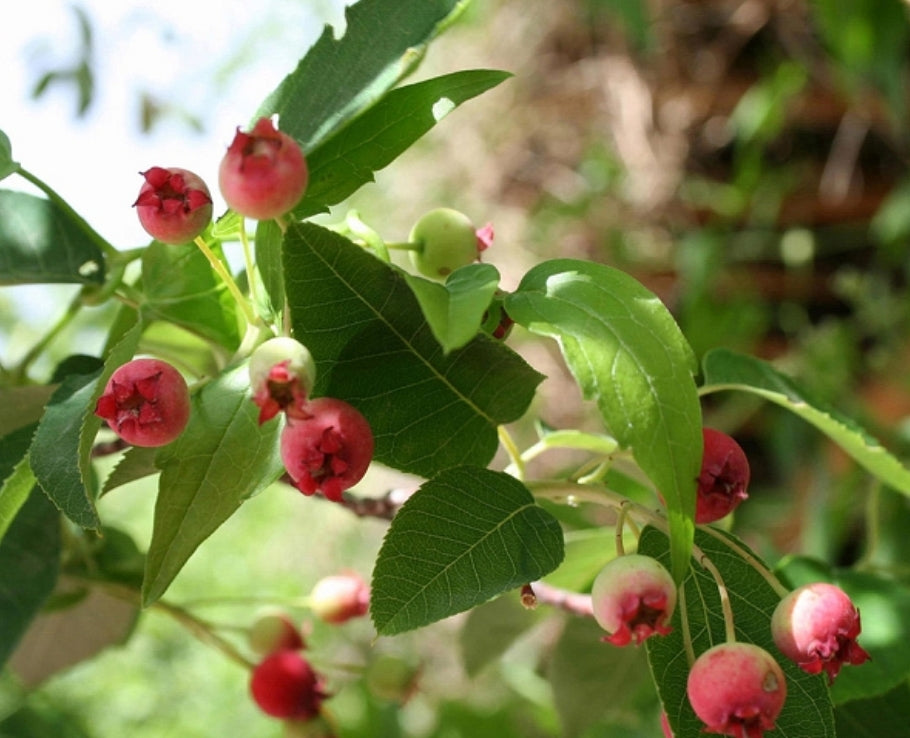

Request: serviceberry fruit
left=687, top=642, right=786, bottom=738
left=309, top=571, right=370, bottom=624
left=249, top=337, right=317, bottom=424
left=219, top=117, right=308, bottom=220
left=696, top=428, right=751, bottom=524
left=409, top=208, right=483, bottom=278
left=133, top=166, right=213, bottom=244
left=590, top=553, right=676, bottom=646
left=280, top=397, right=374, bottom=502
left=250, top=650, right=327, bottom=720
left=249, top=611, right=306, bottom=656
left=94, top=358, right=190, bottom=447
left=771, top=582, right=870, bottom=683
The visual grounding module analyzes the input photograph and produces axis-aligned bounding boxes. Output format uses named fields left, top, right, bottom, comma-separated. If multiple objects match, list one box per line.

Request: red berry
left=696, top=428, right=750, bottom=524
left=309, top=572, right=370, bottom=624
left=771, top=582, right=870, bottom=683
left=133, top=166, right=212, bottom=244
left=660, top=711, right=674, bottom=738
left=94, top=358, right=190, bottom=447
left=249, top=611, right=306, bottom=656
left=280, top=397, right=374, bottom=502
left=249, top=651, right=326, bottom=720
left=687, top=642, right=786, bottom=738
left=249, top=337, right=317, bottom=424
left=591, top=554, right=676, bottom=646
left=408, top=208, right=482, bottom=278
left=219, top=117, right=308, bottom=220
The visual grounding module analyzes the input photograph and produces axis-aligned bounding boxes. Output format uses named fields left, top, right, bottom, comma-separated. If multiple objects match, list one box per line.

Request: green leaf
left=0, top=488, right=61, bottom=670
left=0, top=425, right=38, bottom=545
left=701, top=348, right=910, bottom=495
left=370, top=466, right=564, bottom=635
left=142, top=364, right=284, bottom=606
left=505, top=259, right=702, bottom=582
left=548, top=615, right=652, bottom=738
left=0, top=190, right=105, bottom=285
left=284, top=223, right=543, bottom=478
left=101, top=446, right=159, bottom=495
left=253, top=219, right=284, bottom=319
left=0, top=130, right=19, bottom=181
left=255, top=0, right=468, bottom=152
left=0, top=385, right=55, bottom=438
left=29, top=367, right=103, bottom=530
left=834, top=683, right=910, bottom=738
left=140, top=240, right=240, bottom=350
left=640, top=526, right=835, bottom=738
left=403, top=264, right=501, bottom=353
left=459, top=594, right=541, bottom=677
left=295, top=70, right=511, bottom=218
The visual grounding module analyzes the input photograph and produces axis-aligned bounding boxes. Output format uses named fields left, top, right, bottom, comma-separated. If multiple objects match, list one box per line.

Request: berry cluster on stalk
left=584, top=427, right=870, bottom=738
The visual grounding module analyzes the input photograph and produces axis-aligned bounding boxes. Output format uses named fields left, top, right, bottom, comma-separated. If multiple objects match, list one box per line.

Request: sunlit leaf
left=506, top=259, right=702, bottom=582
left=0, top=190, right=106, bottom=285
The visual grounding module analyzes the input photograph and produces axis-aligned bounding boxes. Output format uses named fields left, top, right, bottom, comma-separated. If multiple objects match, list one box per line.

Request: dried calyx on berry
left=771, top=581, right=870, bottom=683
left=696, top=427, right=751, bottom=524
left=133, top=166, right=213, bottom=244
left=249, top=337, right=317, bottom=424
left=686, top=642, right=787, bottom=738
left=219, top=117, right=308, bottom=220
left=94, top=358, right=190, bottom=447
left=590, top=553, right=677, bottom=646
left=280, top=396, right=374, bottom=502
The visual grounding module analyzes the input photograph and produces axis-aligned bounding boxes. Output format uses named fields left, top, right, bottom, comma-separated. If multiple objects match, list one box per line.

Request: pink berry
left=771, top=582, right=870, bottom=683
left=249, top=611, right=306, bottom=656
left=133, top=166, right=212, bottom=244
left=591, top=554, right=676, bottom=646
left=309, top=572, right=370, bottom=624
left=687, top=642, right=786, bottom=738
left=94, top=358, right=190, bottom=447
left=249, top=337, right=317, bottom=424
left=280, top=397, right=374, bottom=502
left=219, top=117, right=308, bottom=220
left=249, top=651, right=326, bottom=720
left=696, top=428, right=750, bottom=524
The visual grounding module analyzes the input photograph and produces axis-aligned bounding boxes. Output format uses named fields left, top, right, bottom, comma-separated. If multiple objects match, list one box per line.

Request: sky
left=0, top=0, right=344, bottom=359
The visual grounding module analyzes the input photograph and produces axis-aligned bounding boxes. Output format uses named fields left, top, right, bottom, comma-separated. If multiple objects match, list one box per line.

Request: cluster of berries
left=589, top=428, right=870, bottom=738
left=249, top=336, right=374, bottom=502
left=247, top=571, right=369, bottom=731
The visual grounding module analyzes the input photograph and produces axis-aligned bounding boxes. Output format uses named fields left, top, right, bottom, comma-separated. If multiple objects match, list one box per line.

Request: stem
left=499, top=426, right=525, bottom=479
left=84, top=578, right=254, bottom=669
left=13, top=289, right=84, bottom=380
left=615, top=504, right=628, bottom=557
left=193, top=236, right=257, bottom=326
left=696, top=552, right=736, bottom=644
left=678, top=581, right=696, bottom=666
left=346, top=210, right=390, bottom=262
left=17, top=166, right=118, bottom=258
left=698, top=525, right=790, bottom=598
left=238, top=225, right=260, bottom=311
left=385, top=241, right=421, bottom=252
left=855, top=479, right=882, bottom=572
left=526, top=581, right=594, bottom=617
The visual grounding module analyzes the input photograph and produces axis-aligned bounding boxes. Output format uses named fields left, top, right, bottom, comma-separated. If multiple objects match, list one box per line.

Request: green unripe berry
left=409, top=208, right=479, bottom=279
